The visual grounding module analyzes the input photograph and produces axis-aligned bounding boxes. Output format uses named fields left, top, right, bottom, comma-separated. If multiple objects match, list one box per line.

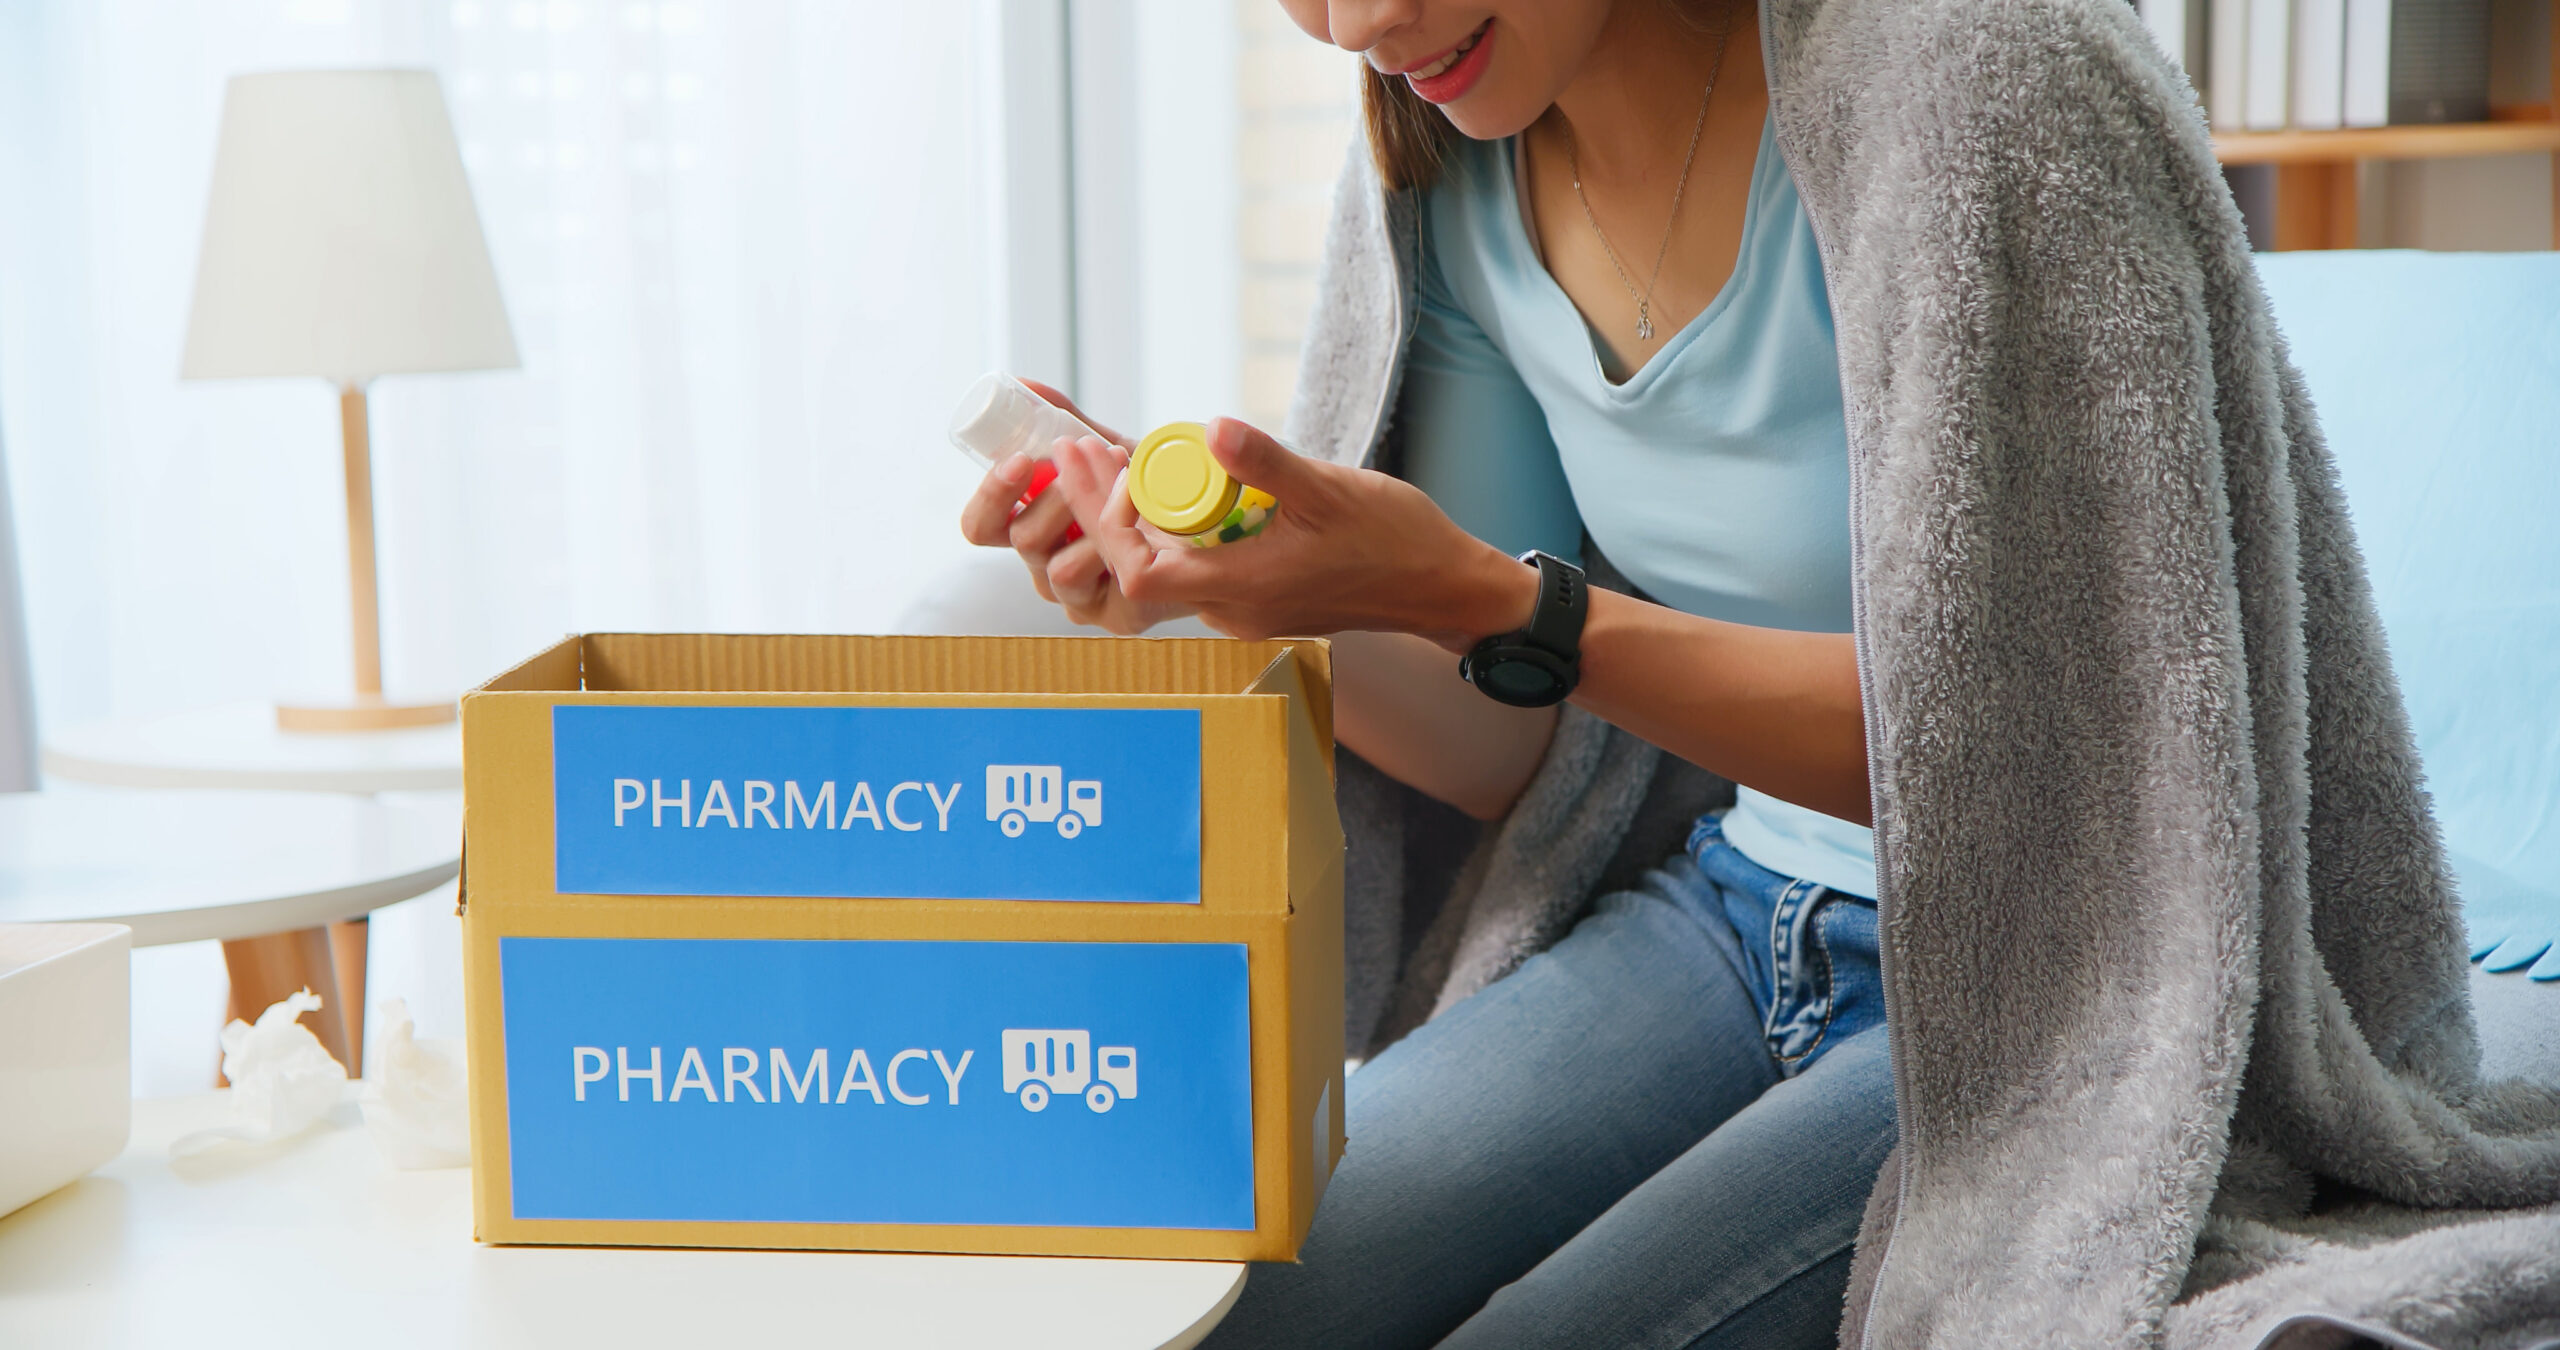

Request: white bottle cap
left=948, top=371, right=1093, bottom=470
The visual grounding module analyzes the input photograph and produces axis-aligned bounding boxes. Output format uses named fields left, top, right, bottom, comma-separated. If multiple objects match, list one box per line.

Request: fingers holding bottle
left=959, top=452, right=1038, bottom=547
left=1031, top=433, right=1195, bottom=633
left=961, top=374, right=1472, bottom=639
left=1017, top=379, right=1133, bottom=451
left=1068, top=414, right=1513, bottom=642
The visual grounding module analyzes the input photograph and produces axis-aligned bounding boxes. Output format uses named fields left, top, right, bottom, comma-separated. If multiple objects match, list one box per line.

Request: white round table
left=0, top=790, right=459, bottom=946
left=38, top=700, right=464, bottom=1077
left=0, top=788, right=462, bottom=1073
left=0, top=1092, right=1249, bottom=1350
left=43, top=699, right=462, bottom=793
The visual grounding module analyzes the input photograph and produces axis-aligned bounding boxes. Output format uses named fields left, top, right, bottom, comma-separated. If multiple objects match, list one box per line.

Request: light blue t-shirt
left=1404, top=114, right=1877, bottom=900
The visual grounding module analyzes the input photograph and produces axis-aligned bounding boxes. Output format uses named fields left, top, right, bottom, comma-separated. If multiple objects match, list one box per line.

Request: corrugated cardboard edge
left=1287, top=650, right=1349, bottom=1250
left=482, top=633, right=584, bottom=692
left=1246, top=645, right=1349, bottom=1257
left=475, top=633, right=1326, bottom=700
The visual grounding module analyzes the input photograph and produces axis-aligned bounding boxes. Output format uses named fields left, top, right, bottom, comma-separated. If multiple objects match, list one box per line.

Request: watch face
left=1470, top=649, right=1571, bottom=706
left=1481, top=659, right=1562, bottom=703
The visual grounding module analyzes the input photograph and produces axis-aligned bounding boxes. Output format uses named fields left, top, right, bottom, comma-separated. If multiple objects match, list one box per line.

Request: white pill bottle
left=947, top=371, right=1103, bottom=470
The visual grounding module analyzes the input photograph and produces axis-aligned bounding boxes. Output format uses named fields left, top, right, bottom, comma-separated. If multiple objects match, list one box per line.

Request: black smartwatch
left=1459, top=550, right=1586, bottom=707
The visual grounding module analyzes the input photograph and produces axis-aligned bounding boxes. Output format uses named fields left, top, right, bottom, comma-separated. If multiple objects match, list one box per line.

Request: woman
left=970, top=3, right=1885, bottom=1344
left=961, top=0, right=2560, bottom=1346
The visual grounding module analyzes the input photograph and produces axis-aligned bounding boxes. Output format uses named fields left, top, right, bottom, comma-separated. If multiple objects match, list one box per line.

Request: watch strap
left=1519, top=550, right=1587, bottom=658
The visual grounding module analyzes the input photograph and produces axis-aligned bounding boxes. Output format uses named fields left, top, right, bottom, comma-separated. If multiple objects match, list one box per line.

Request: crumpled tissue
left=171, top=989, right=348, bottom=1157
left=359, top=997, right=471, bottom=1169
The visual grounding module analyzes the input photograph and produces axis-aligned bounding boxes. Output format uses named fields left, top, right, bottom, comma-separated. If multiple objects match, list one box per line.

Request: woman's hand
left=1049, top=416, right=1536, bottom=648
left=955, top=380, right=1192, bottom=635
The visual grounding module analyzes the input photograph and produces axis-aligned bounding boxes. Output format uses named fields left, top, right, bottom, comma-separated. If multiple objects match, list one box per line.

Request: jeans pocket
left=1810, top=894, right=1886, bottom=1048
left=1767, top=888, right=1888, bottom=1075
left=1763, top=879, right=1836, bottom=1074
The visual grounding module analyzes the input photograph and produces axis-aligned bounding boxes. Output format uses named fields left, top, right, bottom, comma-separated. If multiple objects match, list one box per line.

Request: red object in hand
left=1011, top=459, right=1081, bottom=544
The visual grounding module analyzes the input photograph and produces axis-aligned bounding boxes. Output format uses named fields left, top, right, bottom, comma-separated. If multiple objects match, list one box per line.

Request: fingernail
left=998, top=452, right=1032, bottom=481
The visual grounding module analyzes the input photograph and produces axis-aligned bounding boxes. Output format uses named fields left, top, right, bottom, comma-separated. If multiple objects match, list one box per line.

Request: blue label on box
left=502, top=936, right=1256, bottom=1231
left=551, top=705, right=1201, bottom=902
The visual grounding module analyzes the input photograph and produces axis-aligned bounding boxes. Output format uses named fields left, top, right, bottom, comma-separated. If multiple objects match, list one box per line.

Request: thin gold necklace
left=1560, top=22, right=1732, bottom=342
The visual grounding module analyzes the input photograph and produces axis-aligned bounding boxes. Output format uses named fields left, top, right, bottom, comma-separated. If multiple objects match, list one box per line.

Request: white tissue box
left=0, top=923, right=132, bottom=1218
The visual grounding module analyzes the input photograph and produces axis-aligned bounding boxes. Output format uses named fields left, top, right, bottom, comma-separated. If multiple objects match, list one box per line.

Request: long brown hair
left=1362, top=62, right=1461, bottom=193
left=1360, top=1, right=1747, bottom=193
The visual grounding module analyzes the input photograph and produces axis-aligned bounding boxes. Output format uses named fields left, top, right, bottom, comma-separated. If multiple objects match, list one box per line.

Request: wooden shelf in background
left=2213, top=121, right=2560, bottom=165
left=2210, top=0, right=2560, bottom=250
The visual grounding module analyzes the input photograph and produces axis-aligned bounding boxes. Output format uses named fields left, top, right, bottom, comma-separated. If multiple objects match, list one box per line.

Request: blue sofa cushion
left=2257, top=250, right=2560, bottom=990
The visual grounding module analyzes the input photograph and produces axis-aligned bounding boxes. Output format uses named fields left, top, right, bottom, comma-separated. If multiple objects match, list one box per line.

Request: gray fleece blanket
left=1280, top=1, right=2560, bottom=1346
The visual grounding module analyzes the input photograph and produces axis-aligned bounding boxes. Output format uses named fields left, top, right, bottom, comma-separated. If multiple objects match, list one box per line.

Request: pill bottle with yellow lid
left=1127, top=422, right=1277, bottom=548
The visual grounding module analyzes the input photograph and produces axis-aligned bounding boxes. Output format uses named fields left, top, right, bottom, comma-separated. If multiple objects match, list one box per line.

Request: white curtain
left=0, top=0, right=1003, bottom=730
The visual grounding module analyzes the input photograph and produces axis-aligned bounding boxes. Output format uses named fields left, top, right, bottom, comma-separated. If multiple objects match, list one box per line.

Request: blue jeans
left=1202, top=815, right=1896, bottom=1350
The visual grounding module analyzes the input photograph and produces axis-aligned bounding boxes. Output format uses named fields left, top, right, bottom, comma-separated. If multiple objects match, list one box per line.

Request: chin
left=1433, top=76, right=1547, bottom=141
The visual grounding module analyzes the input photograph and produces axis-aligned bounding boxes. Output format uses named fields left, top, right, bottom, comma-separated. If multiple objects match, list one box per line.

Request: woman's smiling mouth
left=1400, top=21, right=1495, bottom=104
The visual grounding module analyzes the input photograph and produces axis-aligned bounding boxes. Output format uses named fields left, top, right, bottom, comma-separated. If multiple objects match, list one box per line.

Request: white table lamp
left=182, top=70, right=517, bottom=732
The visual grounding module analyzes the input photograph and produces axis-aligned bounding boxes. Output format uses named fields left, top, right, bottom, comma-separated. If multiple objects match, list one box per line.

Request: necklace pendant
left=1637, top=314, right=1654, bottom=341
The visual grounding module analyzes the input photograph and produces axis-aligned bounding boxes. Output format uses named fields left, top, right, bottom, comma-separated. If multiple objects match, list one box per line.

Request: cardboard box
left=460, top=633, right=1344, bottom=1261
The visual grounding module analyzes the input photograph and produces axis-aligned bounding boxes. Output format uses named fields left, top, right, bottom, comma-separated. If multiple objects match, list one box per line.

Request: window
left=1, top=0, right=1006, bottom=728
left=1057, top=0, right=1360, bottom=437
left=0, top=1, right=1362, bottom=732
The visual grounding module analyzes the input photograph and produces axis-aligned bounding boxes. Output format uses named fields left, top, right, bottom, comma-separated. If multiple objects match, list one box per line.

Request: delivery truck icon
left=1002, top=1029, right=1138, bottom=1113
left=986, top=766, right=1104, bottom=839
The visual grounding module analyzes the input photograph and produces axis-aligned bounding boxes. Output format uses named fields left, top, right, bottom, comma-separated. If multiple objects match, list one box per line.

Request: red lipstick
left=1404, top=22, right=1494, bottom=105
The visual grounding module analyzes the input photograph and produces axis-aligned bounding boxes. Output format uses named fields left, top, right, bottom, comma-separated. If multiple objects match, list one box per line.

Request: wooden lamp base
left=274, top=694, right=456, bottom=733
left=278, top=384, right=455, bottom=737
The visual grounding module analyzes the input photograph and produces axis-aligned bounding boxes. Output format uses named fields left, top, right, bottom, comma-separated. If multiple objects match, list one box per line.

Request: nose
left=1323, top=0, right=1424, bottom=59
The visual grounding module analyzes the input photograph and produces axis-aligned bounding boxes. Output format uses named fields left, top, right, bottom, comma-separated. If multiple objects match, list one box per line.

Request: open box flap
left=476, top=633, right=1326, bottom=699
left=1246, top=649, right=1347, bottom=914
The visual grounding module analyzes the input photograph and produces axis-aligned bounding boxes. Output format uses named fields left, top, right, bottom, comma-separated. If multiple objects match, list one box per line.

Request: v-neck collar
left=1504, top=112, right=1778, bottom=398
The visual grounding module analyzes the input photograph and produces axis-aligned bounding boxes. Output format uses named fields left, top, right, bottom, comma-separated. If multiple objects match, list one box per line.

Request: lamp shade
left=181, top=70, right=518, bottom=385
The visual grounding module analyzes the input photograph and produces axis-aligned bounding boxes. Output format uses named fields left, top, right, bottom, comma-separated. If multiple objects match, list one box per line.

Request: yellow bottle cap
left=1129, top=422, right=1243, bottom=536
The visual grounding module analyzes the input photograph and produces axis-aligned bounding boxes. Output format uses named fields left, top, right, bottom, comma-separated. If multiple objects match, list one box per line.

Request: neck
left=1549, top=0, right=1750, bottom=185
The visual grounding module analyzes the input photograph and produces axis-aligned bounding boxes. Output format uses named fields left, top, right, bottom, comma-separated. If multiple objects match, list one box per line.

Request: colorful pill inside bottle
left=948, top=371, right=1098, bottom=543
left=1127, top=422, right=1277, bottom=548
